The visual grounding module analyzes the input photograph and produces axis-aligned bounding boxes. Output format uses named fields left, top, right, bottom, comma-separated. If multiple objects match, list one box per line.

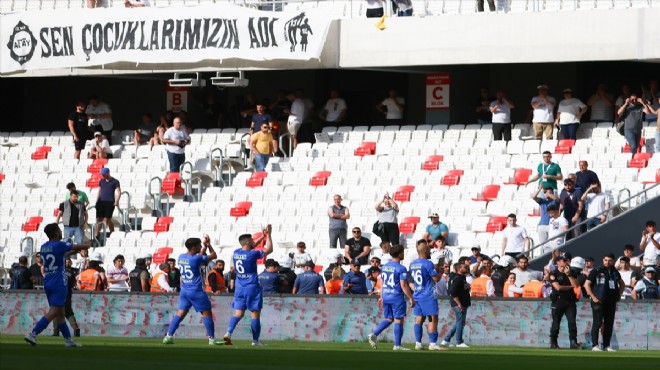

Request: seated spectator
left=133, top=113, right=156, bottom=145
left=366, top=266, right=382, bottom=296
left=503, top=273, right=524, bottom=297
left=581, top=181, right=609, bottom=231
left=369, top=256, right=381, bottom=269
left=423, top=213, right=449, bottom=242
left=325, top=266, right=344, bottom=295
left=258, top=259, right=282, bottom=294
left=342, top=260, right=368, bottom=294
left=323, top=253, right=345, bottom=282
left=106, top=255, right=129, bottom=292
left=292, top=261, right=325, bottom=294
left=151, top=116, right=170, bottom=146
left=277, top=258, right=296, bottom=294
left=617, top=257, right=636, bottom=298
left=9, top=255, right=33, bottom=290
left=88, top=132, right=113, bottom=159
left=205, top=260, right=227, bottom=294
left=344, top=227, right=371, bottom=265
left=616, top=244, right=642, bottom=271
left=632, top=267, right=658, bottom=300
left=150, top=262, right=175, bottom=293
left=293, top=242, right=313, bottom=275
left=510, top=255, right=535, bottom=288
left=431, top=235, right=453, bottom=266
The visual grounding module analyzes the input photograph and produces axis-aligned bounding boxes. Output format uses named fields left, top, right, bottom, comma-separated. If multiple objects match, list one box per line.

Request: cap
left=305, top=260, right=316, bottom=268
left=264, top=259, right=280, bottom=268
left=90, top=253, right=103, bottom=263
left=140, top=253, right=152, bottom=260
left=279, top=258, right=293, bottom=269
left=645, top=267, right=656, bottom=273
left=563, top=88, right=573, bottom=93
left=94, top=131, right=102, bottom=137
left=334, top=253, right=343, bottom=259
left=100, top=168, right=110, bottom=175
left=429, top=213, right=440, bottom=218
left=351, top=259, right=362, bottom=266
left=537, top=84, right=549, bottom=90
left=471, top=243, right=481, bottom=251
left=366, top=266, right=380, bottom=276
left=531, top=271, right=544, bottom=281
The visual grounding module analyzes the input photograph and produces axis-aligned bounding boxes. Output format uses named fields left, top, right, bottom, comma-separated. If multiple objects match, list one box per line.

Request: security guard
left=548, top=255, right=580, bottom=349
left=584, top=253, right=624, bottom=352
left=631, top=267, right=658, bottom=300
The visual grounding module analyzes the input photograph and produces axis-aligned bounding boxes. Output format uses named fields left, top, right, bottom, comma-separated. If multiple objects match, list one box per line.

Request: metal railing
left=279, top=132, right=293, bottom=157
left=90, top=221, right=107, bottom=247
left=117, top=191, right=134, bottom=232
left=148, top=176, right=164, bottom=217
left=179, top=161, right=196, bottom=202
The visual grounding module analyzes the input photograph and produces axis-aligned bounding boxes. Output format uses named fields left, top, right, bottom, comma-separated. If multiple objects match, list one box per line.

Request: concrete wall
left=2, top=291, right=659, bottom=349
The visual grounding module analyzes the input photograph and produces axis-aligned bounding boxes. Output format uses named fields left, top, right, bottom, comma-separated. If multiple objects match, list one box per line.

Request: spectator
left=56, top=190, right=87, bottom=245
left=259, top=259, right=282, bottom=294
left=250, top=103, right=277, bottom=155
left=477, top=0, right=495, bottom=12
left=587, top=83, right=614, bottom=123
left=575, top=161, right=600, bottom=193
left=292, top=260, right=325, bottom=294
left=521, top=272, right=544, bottom=298
left=277, top=258, right=297, bottom=294
left=95, top=168, right=121, bottom=239
left=469, top=260, right=495, bottom=297
left=88, top=132, right=113, bottom=159
left=65, top=183, right=89, bottom=207
left=345, top=227, right=371, bottom=265
left=617, top=93, right=652, bottom=157
left=648, top=95, right=660, bottom=153
left=430, top=235, right=453, bottom=266
left=555, top=88, right=587, bottom=140
left=503, top=273, right=524, bottom=297
left=500, top=213, right=530, bottom=258
left=581, top=181, right=610, bottom=231
left=293, top=242, right=313, bottom=275
left=435, top=263, right=451, bottom=297
left=510, top=255, right=535, bottom=288
left=614, top=84, right=631, bottom=123
left=545, top=204, right=569, bottom=253
left=162, top=117, right=191, bottom=173
left=472, top=256, right=493, bottom=278
left=376, top=89, right=405, bottom=126
left=369, top=256, right=381, bottom=269
left=374, top=192, right=400, bottom=244
left=77, top=255, right=106, bottom=291
left=238, top=93, right=258, bottom=129
left=150, top=263, right=175, bottom=293
left=342, top=260, right=368, bottom=294
left=151, top=114, right=170, bottom=146
left=366, top=266, right=382, bottom=296
left=475, top=88, right=495, bottom=124
left=584, top=256, right=595, bottom=276
left=489, top=91, right=515, bottom=141
left=320, top=89, right=347, bottom=125
left=375, top=241, right=393, bottom=265
left=491, top=255, right=515, bottom=297
left=328, top=194, right=350, bottom=249
left=128, top=258, right=150, bottom=292
left=532, top=185, right=560, bottom=244
left=77, top=249, right=90, bottom=272
left=632, top=267, right=658, bottom=300
left=468, top=244, right=485, bottom=265
left=167, top=258, right=181, bottom=292
left=393, top=0, right=413, bottom=16
left=67, top=101, right=90, bottom=160
left=617, top=257, right=635, bottom=298
left=9, top=255, right=33, bottom=289
left=85, top=95, right=113, bottom=144
left=87, top=0, right=108, bottom=7
left=125, top=0, right=150, bottom=7
left=423, top=213, right=449, bottom=242
left=205, top=260, right=227, bottom=294
left=250, top=123, right=274, bottom=172
left=325, top=266, right=344, bottom=295
left=642, top=80, right=658, bottom=108
left=106, top=254, right=129, bottom=292
left=29, top=252, right=44, bottom=286
left=615, top=244, right=642, bottom=271
left=559, top=178, right=583, bottom=238
left=440, top=262, right=471, bottom=348
left=133, top=113, right=156, bottom=145
left=324, top=253, right=345, bottom=282
left=548, top=255, right=580, bottom=349
left=365, top=0, right=384, bottom=18
left=526, top=151, right=563, bottom=190
left=285, top=92, right=305, bottom=149
left=639, top=220, right=660, bottom=268
left=531, top=84, right=556, bottom=140
left=223, top=265, right=236, bottom=293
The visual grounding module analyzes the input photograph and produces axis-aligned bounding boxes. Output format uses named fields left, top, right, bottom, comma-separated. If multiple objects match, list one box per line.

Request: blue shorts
left=413, top=299, right=439, bottom=317
left=232, top=285, right=263, bottom=311
left=178, top=289, right=212, bottom=312
left=45, top=285, right=67, bottom=307
left=383, top=300, right=407, bottom=319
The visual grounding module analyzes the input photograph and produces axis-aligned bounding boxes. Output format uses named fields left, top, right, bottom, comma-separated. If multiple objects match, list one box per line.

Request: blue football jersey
left=40, top=241, right=73, bottom=289
left=178, top=253, right=208, bottom=291
left=409, top=258, right=438, bottom=301
left=380, top=261, right=408, bottom=304
left=233, top=248, right=265, bottom=289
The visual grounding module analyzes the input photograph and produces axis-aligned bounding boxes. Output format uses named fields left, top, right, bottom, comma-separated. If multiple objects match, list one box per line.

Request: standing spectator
left=277, top=258, right=296, bottom=294
left=95, top=168, right=121, bottom=239
left=510, top=255, right=535, bottom=288
left=67, top=101, right=90, bottom=160
left=639, top=220, right=660, bottom=268
left=642, top=80, right=658, bottom=108
left=393, top=0, right=413, bottom=16
left=239, top=93, right=258, bottom=129
left=376, top=89, right=405, bottom=126
left=375, top=192, right=400, bottom=244
left=129, top=258, right=150, bottom=292
left=293, top=242, right=313, bottom=275
left=526, top=151, right=563, bottom=191
left=165, top=258, right=181, bottom=292
left=162, top=117, right=191, bottom=173
left=503, top=273, right=524, bottom=297
left=365, top=0, right=384, bottom=18
left=575, top=161, right=600, bottom=193
left=617, top=257, right=635, bottom=298
left=293, top=260, right=325, bottom=294
left=615, top=244, right=642, bottom=271
left=477, top=0, right=495, bottom=12
left=469, top=260, right=495, bottom=297
left=423, top=213, right=449, bottom=242
left=584, top=253, right=625, bottom=352
left=343, top=260, right=368, bottom=294
left=531, top=84, right=556, bottom=140
left=150, top=263, right=175, bottom=293
left=133, top=113, right=156, bottom=145
left=250, top=123, right=274, bottom=172
left=581, top=182, right=610, bottom=231
left=56, top=190, right=87, bottom=244
left=345, top=227, right=371, bottom=265
left=29, top=252, right=44, bottom=287
left=286, top=92, right=305, bottom=149
left=587, top=83, right=614, bottom=123
left=250, top=103, right=277, bottom=155
left=88, top=132, right=113, bottom=159
left=77, top=255, right=106, bottom=291
left=151, top=115, right=170, bottom=146
left=325, top=267, right=344, bottom=294
left=468, top=244, right=484, bottom=265
left=320, top=89, right=347, bottom=125
left=435, top=263, right=451, bottom=297
left=532, top=186, right=560, bottom=244
left=106, top=254, right=129, bottom=292
left=124, top=0, right=150, bottom=7
left=65, top=183, right=89, bottom=207
left=375, top=241, right=393, bottom=265
left=9, top=255, right=33, bottom=289
left=223, top=265, right=236, bottom=293
left=258, top=259, right=282, bottom=294
left=328, top=194, right=350, bottom=249
left=323, top=253, right=345, bottom=282
left=555, top=88, right=587, bottom=140
left=489, top=91, right=515, bottom=141
left=475, top=88, right=495, bottom=124
left=500, top=213, right=530, bottom=258
left=559, top=178, right=583, bottom=239
left=548, top=255, right=580, bottom=349
left=491, top=255, right=515, bottom=297
left=614, top=84, right=631, bottom=123
left=647, top=95, right=660, bottom=153
left=545, top=205, right=569, bottom=254
left=632, top=267, right=658, bottom=300
left=440, top=262, right=471, bottom=348
left=430, top=235, right=453, bottom=266
left=617, top=93, right=652, bottom=157
left=205, top=260, right=227, bottom=294
left=85, top=95, right=113, bottom=144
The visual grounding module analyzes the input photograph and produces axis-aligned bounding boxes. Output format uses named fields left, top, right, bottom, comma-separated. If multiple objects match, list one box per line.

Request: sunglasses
left=352, top=230, right=361, bottom=233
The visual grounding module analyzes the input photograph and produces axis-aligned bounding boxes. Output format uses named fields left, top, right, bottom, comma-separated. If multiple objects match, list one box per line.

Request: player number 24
left=381, top=272, right=396, bottom=288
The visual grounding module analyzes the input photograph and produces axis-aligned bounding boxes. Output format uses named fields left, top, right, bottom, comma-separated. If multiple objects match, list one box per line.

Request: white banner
left=1, top=4, right=330, bottom=74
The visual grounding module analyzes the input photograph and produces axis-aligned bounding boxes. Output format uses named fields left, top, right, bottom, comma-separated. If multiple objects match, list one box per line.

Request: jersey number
left=381, top=272, right=396, bottom=288
left=181, top=265, right=194, bottom=280
left=43, top=254, right=57, bottom=273
left=411, top=270, right=423, bottom=285
left=235, top=260, right=245, bottom=274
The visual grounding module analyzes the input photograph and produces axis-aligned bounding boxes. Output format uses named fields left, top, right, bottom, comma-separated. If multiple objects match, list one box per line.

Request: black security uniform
left=9, top=263, right=33, bottom=289
left=586, top=266, right=623, bottom=349
left=129, top=265, right=150, bottom=292
left=549, top=269, right=578, bottom=348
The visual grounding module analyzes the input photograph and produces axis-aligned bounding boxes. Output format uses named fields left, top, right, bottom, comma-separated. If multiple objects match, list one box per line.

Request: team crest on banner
left=6, top=21, right=37, bottom=66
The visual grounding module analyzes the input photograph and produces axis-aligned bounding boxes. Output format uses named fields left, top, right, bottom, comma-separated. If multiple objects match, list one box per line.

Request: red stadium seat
left=162, top=173, right=183, bottom=195
left=87, top=158, right=108, bottom=174
left=399, top=216, right=421, bottom=234
left=246, top=172, right=268, bottom=188
left=154, top=216, right=174, bottom=233
left=629, top=152, right=652, bottom=169
left=554, top=139, right=575, bottom=154
left=393, top=185, right=415, bottom=202
left=472, top=184, right=500, bottom=202
left=441, top=169, right=464, bottom=186
left=31, top=146, right=51, bottom=160
left=504, top=168, right=532, bottom=186
left=230, top=201, right=253, bottom=218
left=422, top=155, right=444, bottom=171
left=0, top=173, right=4, bottom=183
left=310, top=171, right=332, bottom=187
left=622, top=138, right=645, bottom=153
left=157, top=247, right=174, bottom=254
left=23, top=216, right=44, bottom=232
left=486, top=216, right=507, bottom=233
left=402, top=216, right=421, bottom=224
left=86, top=173, right=103, bottom=188
left=354, top=142, right=376, bottom=156
left=153, top=251, right=170, bottom=264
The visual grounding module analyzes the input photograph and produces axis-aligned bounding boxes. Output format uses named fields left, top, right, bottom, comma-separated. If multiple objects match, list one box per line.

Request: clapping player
left=409, top=240, right=445, bottom=351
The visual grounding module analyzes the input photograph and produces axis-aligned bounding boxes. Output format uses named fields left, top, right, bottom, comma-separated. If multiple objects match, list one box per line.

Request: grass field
left=1, top=335, right=659, bottom=370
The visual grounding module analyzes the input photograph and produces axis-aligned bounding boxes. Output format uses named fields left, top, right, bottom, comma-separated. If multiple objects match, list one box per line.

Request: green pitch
left=1, top=335, right=658, bottom=370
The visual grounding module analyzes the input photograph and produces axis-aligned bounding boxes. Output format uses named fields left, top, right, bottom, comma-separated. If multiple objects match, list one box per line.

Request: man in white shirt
left=501, top=213, right=529, bottom=258
left=293, top=242, right=313, bottom=275
left=376, top=89, right=405, bottom=126
left=162, top=117, right=190, bottom=173
left=286, top=92, right=305, bottom=149
left=615, top=244, right=642, bottom=271
left=639, top=220, right=660, bottom=267
left=510, top=255, right=535, bottom=288
left=545, top=205, right=569, bottom=254
left=531, top=84, right=556, bottom=140
left=581, top=181, right=610, bottom=231
left=85, top=95, right=113, bottom=144
left=490, top=91, right=515, bottom=141
left=106, top=255, right=129, bottom=292
left=320, top=89, right=347, bottom=125
left=554, top=88, right=587, bottom=140
left=151, top=263, right=175, bottom=293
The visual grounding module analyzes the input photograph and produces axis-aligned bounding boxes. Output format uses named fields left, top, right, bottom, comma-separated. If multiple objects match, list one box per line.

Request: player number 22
left=43, top=254, right=57, bottom=272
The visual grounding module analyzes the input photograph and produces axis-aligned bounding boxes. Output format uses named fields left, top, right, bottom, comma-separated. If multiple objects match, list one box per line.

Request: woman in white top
left=554, top=88, right=587, bottom=140
left=375, top=193, right=399, bottom=244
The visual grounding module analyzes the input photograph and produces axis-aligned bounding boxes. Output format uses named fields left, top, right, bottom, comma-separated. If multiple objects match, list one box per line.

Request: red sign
left=426, top=73, right=450, bottom=110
